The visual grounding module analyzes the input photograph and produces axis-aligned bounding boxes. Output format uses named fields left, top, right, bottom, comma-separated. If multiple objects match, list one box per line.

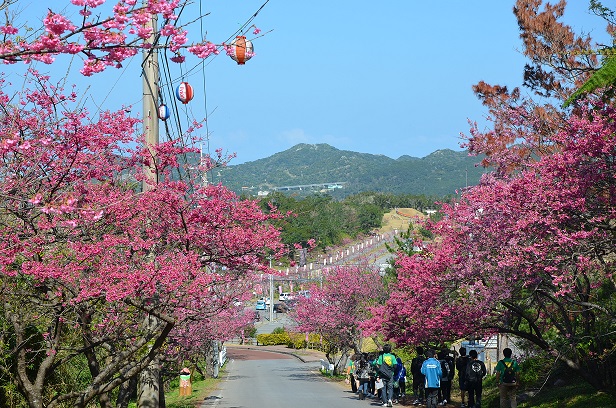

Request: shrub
left=287, top=332, right=307, bottom=349
left=256, top=332, right=291, bottom=346
left=243, top=324, right=257, bottom=338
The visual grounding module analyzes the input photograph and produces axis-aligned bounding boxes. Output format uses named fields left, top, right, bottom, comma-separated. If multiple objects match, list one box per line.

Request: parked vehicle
left=279, top=292, right=294, bottom=301
left=273, top=303, right=289, bottom=313
left=255, top=300, right=266, bottom=310
left=297, top=290, right=310, bottom=298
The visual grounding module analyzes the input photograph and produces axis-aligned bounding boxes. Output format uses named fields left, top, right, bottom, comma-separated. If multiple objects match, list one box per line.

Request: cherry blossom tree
left=293, top=264, right=383, bottom=374
left=0, top=72, right=283, bottom=407
left=376, top=100, right=616, bottom=393
left=367, top=1, right=616, bottom=394
left=0, top=0, right=261, bottom=76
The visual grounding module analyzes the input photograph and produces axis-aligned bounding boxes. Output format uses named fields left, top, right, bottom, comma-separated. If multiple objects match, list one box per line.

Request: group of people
left=346, top=344, right=521, bottom=408
left=346, top=344, right=407, bottom=407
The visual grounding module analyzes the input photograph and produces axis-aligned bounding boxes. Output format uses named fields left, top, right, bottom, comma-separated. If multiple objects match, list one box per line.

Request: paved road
left=200, top=347, right=367, bottom=408
left=254, top=309, right=295, bottom=334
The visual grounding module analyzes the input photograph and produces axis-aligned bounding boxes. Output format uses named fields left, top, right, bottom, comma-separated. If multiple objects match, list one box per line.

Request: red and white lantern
left=175, top=81, right=194, bottom=104
left=229, top=36, right=254, bottom=65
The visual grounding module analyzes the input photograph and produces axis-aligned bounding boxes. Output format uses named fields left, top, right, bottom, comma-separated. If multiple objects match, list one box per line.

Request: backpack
left=500, top=360, right=516, bottom=383
left=357, top=359, right=371, bottom=379
left=456, top=355, right=469, bottom=374
left=466, top=360, right=483, bottom=383
left=377, top=353, right=395, bottom=379
left=439, top=359, right=451, bottom=381
left=411, top=355, right=426, bottom=375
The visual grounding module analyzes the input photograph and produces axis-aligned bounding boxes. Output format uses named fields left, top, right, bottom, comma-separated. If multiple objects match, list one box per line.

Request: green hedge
left=256, top=331, right=326, bottom=350
left=256, top=332, right=291, bottom=346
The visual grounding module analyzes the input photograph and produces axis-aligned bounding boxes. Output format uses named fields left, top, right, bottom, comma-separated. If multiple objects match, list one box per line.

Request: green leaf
left=565, top=53, right=616, bottom=107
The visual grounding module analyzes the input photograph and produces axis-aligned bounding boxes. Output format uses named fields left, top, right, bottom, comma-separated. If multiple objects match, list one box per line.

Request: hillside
left=212, top=143, right=487, bottom=198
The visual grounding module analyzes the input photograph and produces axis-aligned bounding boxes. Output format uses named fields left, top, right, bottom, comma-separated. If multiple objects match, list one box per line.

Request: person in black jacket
left=437, top=349, right=454, bottom=405
left=456, top=347, right=470, bottom=408
left=464, top=350, right=487, bottom=408
left=411, top=346, right=426, bottom=405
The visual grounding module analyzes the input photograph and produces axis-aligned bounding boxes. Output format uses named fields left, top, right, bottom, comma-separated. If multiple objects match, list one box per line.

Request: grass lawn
left=516, top=383, right=613, bottom=408
left=164, top=375, right=221, bottom=408
left=127, top=373, right=221, bottom=408
left=474, top=374, right=614, bottom=408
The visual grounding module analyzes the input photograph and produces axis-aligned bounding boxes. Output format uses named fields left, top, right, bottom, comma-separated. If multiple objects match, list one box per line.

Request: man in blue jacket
left=420, top=349, right=442, bottom=408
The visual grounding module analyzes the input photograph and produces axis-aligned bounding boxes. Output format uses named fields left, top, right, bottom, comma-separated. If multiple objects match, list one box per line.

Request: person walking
left=368, top=352, right=378, bottom=399
left=346, top=354, right=357, bottom=394
left=464, top=350, right=487, bottom=408
left=437, top=349, right=454, bottom=406
left=495, top=348, right=520, bottom=408
left=393, top=356, right=407, bottom=403
left=456, top=347, right=470, bottom=408
left=374, top=343, right=397, bottom=407
left=411, top=346, right=426, bottom=406
left=420, top=349, right=443, bottom=408
left=355, top=353, right=374, bottom=400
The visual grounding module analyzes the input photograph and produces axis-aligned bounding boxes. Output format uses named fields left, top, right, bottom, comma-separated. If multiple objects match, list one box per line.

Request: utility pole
left=269, top=257, right=274, bottom=322
left=142, top=11, right=159, bottom=192
left=138, top=4, right=160, bottom=408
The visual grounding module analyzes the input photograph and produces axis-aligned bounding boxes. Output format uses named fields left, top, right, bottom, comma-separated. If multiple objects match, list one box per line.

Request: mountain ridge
left=214, top=143, right=486, bottom=198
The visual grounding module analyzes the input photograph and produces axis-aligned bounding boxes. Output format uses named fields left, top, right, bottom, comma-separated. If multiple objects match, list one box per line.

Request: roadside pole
left=269, top=259, right=274, bottom=322
left=138, top=5, right=160, bottom=408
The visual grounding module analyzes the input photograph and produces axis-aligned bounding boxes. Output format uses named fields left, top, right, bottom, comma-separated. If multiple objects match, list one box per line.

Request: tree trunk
left=138, top=356, right=160, bottom=408
left=116, top=376, right=137, bottom=408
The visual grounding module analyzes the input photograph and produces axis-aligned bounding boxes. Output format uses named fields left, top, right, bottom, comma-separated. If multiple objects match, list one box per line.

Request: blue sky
left=6, top=1, right=609, bottom=164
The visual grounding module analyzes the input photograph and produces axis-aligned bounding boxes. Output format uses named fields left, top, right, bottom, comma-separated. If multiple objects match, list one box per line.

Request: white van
left=279, top=292, right=294, bottom=301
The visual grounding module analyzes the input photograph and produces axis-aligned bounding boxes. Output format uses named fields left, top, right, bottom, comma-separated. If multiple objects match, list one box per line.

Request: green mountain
left=212, top=143, right=487, bottom=198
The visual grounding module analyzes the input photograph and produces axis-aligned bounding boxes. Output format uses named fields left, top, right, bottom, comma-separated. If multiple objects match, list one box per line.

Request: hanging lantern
left=229, top=36, right=254, bottom=65
left=175, top=81, right=194, bottom=104
left=157, top=104, right=170, bottom=121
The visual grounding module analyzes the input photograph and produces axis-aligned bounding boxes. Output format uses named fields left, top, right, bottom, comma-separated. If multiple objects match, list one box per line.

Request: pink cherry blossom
left=0, top=71, right=285, bottom=406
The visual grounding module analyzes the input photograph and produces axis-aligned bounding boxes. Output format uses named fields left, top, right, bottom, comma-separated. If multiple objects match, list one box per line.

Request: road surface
left=200, top=347, right=367, bottom=408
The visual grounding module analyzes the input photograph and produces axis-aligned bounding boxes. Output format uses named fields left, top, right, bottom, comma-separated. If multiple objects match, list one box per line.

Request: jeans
left=359, top=379, right=370, bottom=395
left=425, top=388, right=439, bottom=408
left=381, top=378, right=394, bottom=404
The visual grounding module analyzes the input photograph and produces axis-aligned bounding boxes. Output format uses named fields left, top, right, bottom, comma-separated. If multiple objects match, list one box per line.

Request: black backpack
left=466, top=360, right=483, bottom=383
left=377, top=353, right=395, bottom=379
left=456, top=355, right=469, bottom=375
left=439, top=359, right=451, bottom=381
left=411, top=355, right=425, bottom=376
left=501, top=360, right=516, bottom=383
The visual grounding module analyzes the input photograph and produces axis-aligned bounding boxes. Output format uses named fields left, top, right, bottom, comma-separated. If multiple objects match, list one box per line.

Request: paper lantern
left=175, top=81, right=194, bottom=104
left=229, top=36, right=254, bottom=65
left=158, top=104, right=170, bottom=121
